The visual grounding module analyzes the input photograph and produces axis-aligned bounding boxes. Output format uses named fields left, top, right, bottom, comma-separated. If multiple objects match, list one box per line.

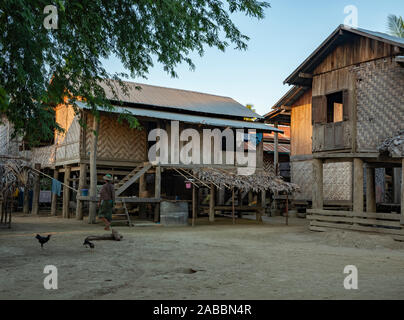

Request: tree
left=0, top=0, right=270, bottom=146
left=387, top=14, right=404, bottom=38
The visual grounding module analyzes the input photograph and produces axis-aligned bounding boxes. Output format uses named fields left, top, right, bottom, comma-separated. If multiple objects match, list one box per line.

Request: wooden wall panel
left=314, top=35, right=396, bottom=75
left=291, top=89, right=312, bottom=156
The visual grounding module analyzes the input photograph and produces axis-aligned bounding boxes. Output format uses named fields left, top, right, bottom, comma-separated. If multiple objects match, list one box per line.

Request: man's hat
left=103, top=174, right=113, bottom=181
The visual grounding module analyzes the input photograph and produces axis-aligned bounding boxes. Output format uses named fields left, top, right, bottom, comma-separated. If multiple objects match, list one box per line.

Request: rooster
left=35, top=234, right=51, bottom=249
left=83, top=238, right=95, bottom=249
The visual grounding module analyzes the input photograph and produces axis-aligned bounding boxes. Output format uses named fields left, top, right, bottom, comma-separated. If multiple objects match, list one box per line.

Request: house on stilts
left=273, top=24, right=404, bottom=238
left=4, top=80, right=298, bottom=226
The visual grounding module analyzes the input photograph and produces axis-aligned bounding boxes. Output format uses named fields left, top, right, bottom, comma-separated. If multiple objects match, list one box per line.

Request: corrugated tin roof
left=285, top=25, right=404, bottom=86
left=263, top=142, right=290, bottom=154
left=245, top=141, right=290, bottom=154
left=264, top=126, right=290, bottom=142
left=99, top=79, right=263, bottom=119
left=76, top=101, right=281, bottom=132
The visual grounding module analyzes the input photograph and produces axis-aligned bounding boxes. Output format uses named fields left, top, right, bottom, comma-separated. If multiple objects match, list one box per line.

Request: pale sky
left=102, top=0, right=404, bottom=116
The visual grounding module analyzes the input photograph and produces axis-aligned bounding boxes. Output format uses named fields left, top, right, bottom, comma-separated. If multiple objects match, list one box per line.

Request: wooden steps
left=115, top=162, right=153, bottom=196
left=114, top=164, right=144, bottom=191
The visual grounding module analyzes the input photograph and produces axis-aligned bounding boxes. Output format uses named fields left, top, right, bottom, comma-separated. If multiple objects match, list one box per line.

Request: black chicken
left=83, top=238, right=95, bottom=249
left=35, top=234, right=51, bottom=249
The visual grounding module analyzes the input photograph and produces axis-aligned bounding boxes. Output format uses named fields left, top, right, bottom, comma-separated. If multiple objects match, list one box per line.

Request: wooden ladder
left=112, top=198, right=133, bottom=227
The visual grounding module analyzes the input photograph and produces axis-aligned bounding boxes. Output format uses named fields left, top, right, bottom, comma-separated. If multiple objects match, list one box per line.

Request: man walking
left=98, top=174, right=115, bottom=230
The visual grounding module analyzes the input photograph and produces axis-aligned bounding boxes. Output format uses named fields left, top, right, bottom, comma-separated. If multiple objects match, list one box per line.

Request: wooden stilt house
left=28, top=80, right=292, bottom=224
left=280, top=25, right=404, bottom=238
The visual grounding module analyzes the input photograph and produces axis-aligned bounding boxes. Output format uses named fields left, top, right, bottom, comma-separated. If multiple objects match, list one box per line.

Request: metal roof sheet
left=76, top=102, right=281, bottom=132
left=245, top=141, right=290, bottom=154
left=99, top=80, right=263, bottom=119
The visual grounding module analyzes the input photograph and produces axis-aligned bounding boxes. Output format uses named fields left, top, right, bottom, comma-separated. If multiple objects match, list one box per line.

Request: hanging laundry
left=51, top=179, right=62, bottom=196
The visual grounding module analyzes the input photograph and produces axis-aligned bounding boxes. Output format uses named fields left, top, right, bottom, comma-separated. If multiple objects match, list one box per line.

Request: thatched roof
left=193, top=167, right=299, bottom=194
left=379, top=130, right=404, bottom=157
left=0, top=159, right=35, bottom=199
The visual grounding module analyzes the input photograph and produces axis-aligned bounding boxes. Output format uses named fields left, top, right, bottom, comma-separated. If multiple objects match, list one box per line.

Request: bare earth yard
left=1, top=214, right=404, bottom=300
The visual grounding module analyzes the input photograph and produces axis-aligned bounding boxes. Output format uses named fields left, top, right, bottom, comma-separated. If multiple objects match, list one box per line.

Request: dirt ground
left=1, top=214, right=404, bottom=300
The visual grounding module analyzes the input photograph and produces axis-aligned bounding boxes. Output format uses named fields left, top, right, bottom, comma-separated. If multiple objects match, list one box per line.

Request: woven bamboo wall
left=354, top=58, right=404, bottom=152
left=54, top=105, right=80, bottom=163
left=291, top=160, right=352, bottom=201
left=0, top=117, right=20, bottom=156
left=85, top=113, right=147, bottom=163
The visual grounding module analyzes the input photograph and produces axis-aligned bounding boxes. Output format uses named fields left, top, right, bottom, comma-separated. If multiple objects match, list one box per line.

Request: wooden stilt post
left=154, top=165, right=161, bottom=223
left=366, top=166, right=376, bottom=213
left=248, top=191, right=253, bottom=206
left=62, top=165, right=71, bottom=219
left=261, top=190, right=266, bottom=213
left=312, top=159, right=323, bottom=209
left=353, top=158, right=364, bottom=213
left=274, top=122, right=279, bottom=175
left=286, top=194, right=289, bottom=226
left=76, top=163, right=87, bottom=220
left=209, top=184, right=215, bottom=222
left=51, top=168, right=59, bottom=216
left=401, top=159, right=404, bottom=225
left=237, top=189, right=242, bottom=218
left=139, top=173, right=146, bottom=198
left=23, top=168, right=30, bottom=214
left=232, top=188, right=235, bottom=225
left=88, top=116, right=100, bottom=224
left=32, top=163, right=41, bottom=215
left=192, top=184, right=197, bottom=227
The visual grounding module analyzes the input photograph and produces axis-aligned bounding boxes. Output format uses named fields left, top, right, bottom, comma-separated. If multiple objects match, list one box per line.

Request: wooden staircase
left=115, top=162, right=153, bottom=197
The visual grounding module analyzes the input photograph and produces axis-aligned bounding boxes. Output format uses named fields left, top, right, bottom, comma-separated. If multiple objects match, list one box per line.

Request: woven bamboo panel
left=85, top=113, right=147, bottom=162
left=31, top=145, right=56, bottom=168
left=291, top=160, right=313, bottom=200
left=54, top=105, right=81, bottom=162
left=263, top=153, right=274, bottom=173
left=292, top=160, right=352, bottom=201
left=354, top=58, right=404, bottom=152
left=323, top=162, right=352, bottom=201
left=0, top=118, right=20, bottom=156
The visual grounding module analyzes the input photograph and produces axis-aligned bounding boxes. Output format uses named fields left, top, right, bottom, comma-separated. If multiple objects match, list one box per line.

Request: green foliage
left=0, top=0, right=270, bottom=146
left=387, top=14, right=404, bottom=38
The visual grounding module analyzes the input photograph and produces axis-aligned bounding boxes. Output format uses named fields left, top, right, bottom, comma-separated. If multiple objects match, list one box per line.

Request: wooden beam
left=209, top=183, right=215, bottom=222
left=353, top=158, right=364, bottom=213
left=154, top=165, right=161, bottom=223
left=62, top=165, right=71, bottom=219
left=75, top=163, right=87, bottom=220
left=192, top=184, right=197, bottom=227
left=116, top=163, right=152, bottom=196
left=51, top=169, right=59, bottom=216
left=274, top=122, right=279, bottom=175
left=23, top=168, right=30, bottom=215
left=401, top=159, right=404, bottom=225
left=139, top=173, right=146, bottom=198
left=88, top=116, right=100, bottom=224
left=312, top=159, right=323, bottom=209
left=299, top=72, right=313, bottom=79
left=366, top=166, right=376, bottom=213
left=232, top=188, right=235, bottom=224
left=31, top=163, right=41, bottom=215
